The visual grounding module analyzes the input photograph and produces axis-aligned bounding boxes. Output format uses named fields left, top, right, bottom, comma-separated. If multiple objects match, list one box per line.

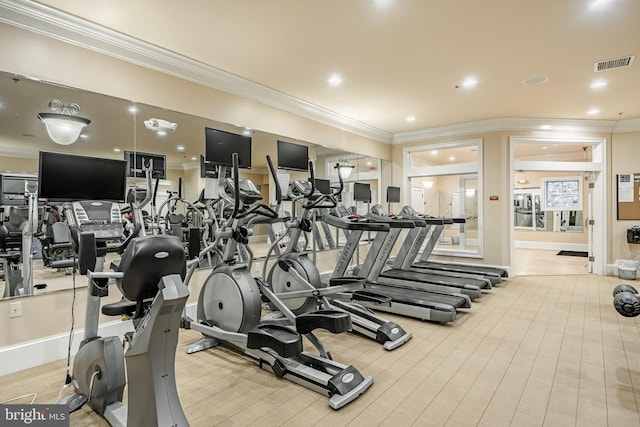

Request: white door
left=411, top=186, right=424, bottom=213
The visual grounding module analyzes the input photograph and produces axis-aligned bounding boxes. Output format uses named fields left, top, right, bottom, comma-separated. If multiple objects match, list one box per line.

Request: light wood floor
left=2, top=273, right=640, bottom=426
left=514, top=248, right=590, bottom=276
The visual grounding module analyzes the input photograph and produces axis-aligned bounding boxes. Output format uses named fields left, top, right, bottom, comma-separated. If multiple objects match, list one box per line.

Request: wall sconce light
left=338, top=164, right=354, bottom=179
left=38, top=100, right=91, bottom=145
left=144, top=118, right=177, bottom=135
left=336, top=158, right=354, bottom=179
left=423, top=180, right=434, bottom=189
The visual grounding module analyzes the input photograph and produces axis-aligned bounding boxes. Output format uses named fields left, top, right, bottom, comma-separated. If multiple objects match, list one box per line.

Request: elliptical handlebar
left=230, top=152, right=241, bottom=220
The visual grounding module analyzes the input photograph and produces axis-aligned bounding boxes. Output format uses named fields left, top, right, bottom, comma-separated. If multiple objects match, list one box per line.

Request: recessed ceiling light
left=113, top=148, right=121, bottom=152
left=461, top=77, right=478, bottom=88
left=523, top=76, right=549, bottom=85
left=590, top=0, right=614, bottom=9
left=367, top=161, right=372, bottom=166
left=587, top=108, right=600, bottom=115
left=191, top=157, right=197, bottom=161
left=590, top=80, right=608, bottom=89
left=540, top=125, right=552, bottom=130
left=406, top=115, right=416, bottom=122
left=448, top=156, right=455, bottom=161
left=431, top=150, right=438, bottom=155
left=128, top=106, right=137, bottom=113
left=177, top=145, right=185, bottom=151
left=328, top=74, right=343, bottom=86
left=541, top=146, right=549, bottom=150
left=157, top=130, right=167, bottom=136
left=373, top=0, right=394, bottom=6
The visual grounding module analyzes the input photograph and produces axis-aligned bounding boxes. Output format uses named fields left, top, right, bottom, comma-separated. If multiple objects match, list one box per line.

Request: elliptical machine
left=263, top=161, right=412, bottom=350
left=182, top=154, right=373, bottom=410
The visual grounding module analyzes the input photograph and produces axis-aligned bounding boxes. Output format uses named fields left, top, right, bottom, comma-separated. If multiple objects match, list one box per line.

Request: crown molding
left=613, top=118, right=640, bottom=133
left=0, top=145, right=38, bottom=159
left=0, top=0, right=392, bottom=144
left=392, top=117, right=623, bottom=144
left=392, top=119, right=503, bottom=144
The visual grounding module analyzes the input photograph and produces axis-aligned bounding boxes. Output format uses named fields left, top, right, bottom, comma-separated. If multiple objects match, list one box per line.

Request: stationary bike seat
left=102, top=297, right=138, bottom=317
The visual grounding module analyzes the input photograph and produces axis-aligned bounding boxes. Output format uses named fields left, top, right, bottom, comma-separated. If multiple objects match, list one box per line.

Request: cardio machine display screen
left=354, top=182, right=371, bottom=202
left=314, top=178, right=331, bottom=195
left=38, top=151, right=127, bottom=202
left=386, top=186, right=401, bottom=203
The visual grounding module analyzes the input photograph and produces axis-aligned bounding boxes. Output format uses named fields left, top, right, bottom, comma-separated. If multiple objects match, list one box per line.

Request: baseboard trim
left=0, top=302, right=199, bottom=377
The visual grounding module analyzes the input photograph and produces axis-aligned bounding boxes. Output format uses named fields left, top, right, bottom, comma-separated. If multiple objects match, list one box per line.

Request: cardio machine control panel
left=67, top=201, right=124, bottom=240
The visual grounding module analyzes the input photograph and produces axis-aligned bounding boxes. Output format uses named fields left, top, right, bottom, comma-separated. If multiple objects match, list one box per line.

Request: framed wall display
left=540, top=176, right=582, bottom=211
left=617, top=173, right=640, bottom=220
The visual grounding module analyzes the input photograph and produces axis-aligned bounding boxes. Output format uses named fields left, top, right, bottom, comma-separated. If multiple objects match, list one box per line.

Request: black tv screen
left=277, top=140, right=308, bottom=171
left=124, top=150, right=166, bottom=179
left=387, top=186, right=400, bottom=203
left=314, top=178, right=331, bottom=195
left=205, top=127, right=252, bottom=169
left=354, top=182, right=371, bottom=202
left=38, top=151, right=127, bottom=202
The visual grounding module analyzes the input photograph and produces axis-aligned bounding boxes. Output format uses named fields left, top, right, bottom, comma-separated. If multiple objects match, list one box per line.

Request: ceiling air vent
left=594, top=55, right=635, bottom=72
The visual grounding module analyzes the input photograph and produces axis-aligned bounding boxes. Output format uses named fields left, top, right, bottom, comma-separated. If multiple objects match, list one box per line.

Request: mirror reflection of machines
left=39, top=151, right=190, bottom=426
left=0, top=173, right=40, bottom=297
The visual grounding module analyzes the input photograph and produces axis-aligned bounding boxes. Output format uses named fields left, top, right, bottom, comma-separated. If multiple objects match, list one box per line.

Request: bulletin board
left=617, top=173, right=640, bottom=220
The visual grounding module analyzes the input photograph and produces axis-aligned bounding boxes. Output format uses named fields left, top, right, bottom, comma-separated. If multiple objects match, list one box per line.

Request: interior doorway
left=510, top=136, right=606, bottom=276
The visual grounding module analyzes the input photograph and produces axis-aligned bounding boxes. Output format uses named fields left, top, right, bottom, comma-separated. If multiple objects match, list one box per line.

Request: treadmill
left=362, top=206, right=487, bottom=300
left=398, top=206, right=508, bottom=282
left=324, top=207, right=466, bottom=324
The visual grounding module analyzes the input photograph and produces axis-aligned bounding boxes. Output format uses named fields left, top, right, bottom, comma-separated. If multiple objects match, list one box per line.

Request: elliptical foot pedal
left=351, top=290, right=392, bottom=305
left=329, top=277, right=366, bottom=287
left=247, top=324, right=303, bottom=358
left=296, top=310, right=352, bottom=334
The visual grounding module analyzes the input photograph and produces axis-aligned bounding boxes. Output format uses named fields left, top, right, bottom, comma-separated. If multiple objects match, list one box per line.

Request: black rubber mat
left=556, top=250, right=588, bottom=257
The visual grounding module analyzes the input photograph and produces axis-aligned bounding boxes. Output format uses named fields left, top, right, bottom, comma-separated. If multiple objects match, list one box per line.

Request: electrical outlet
left=9, top=301, right=22, bottom=318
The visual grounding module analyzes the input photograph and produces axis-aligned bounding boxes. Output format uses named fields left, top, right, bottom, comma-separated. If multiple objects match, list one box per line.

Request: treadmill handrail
left=322, top=212, right=390, bottom=232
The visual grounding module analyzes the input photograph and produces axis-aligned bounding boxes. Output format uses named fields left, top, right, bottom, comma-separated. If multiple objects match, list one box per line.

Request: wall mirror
left=0, top=70, right=374, bottom=299
left=403, top=139, right=483, bottom=258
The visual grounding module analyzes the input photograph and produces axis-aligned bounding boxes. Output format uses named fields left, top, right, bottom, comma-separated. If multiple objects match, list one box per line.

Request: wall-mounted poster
left=541, top=176, right=582, bottom=211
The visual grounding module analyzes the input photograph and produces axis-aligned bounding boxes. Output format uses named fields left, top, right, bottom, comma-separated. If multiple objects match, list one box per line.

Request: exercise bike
left=262, top=161, right=412, bottom=350
left=182, top=153, right=373, bottom=410
left=57, top=197, right=190, bottom=426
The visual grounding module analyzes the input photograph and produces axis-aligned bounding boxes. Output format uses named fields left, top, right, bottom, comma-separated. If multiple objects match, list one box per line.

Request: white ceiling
left=29, top=0, right=639, bottom=136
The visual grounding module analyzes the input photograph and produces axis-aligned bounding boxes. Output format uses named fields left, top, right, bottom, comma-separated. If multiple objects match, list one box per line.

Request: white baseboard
left=0, top=302, right=199, bottom=377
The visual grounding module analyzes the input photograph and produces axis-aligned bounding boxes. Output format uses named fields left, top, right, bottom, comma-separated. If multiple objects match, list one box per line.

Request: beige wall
left=610, top=130, right=640, bottom=263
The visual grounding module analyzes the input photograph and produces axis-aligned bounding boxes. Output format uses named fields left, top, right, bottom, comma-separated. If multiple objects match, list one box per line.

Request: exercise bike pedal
left=295, top=310, right=352, bottom=334
left=57, top=392, right=88, bottom=414
left=247, top=324, right=303, bottom=358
